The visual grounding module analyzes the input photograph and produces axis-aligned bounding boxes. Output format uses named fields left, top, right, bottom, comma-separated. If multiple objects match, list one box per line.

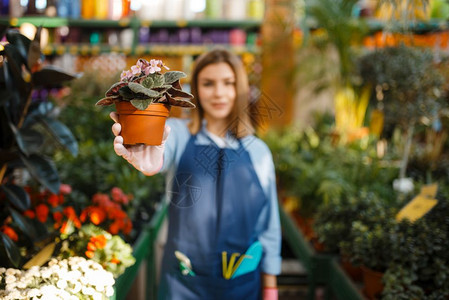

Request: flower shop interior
left=1, top=0, right=449, bottom=299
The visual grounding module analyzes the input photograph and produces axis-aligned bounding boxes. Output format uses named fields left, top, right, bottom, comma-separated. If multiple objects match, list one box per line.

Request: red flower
left=36, top=204, right=49, bottom=223
left=47, top=194, right=60, bottom=207
left=1, top=225, right=18, bottom=242
left=24, top=210, right=35, bottom=219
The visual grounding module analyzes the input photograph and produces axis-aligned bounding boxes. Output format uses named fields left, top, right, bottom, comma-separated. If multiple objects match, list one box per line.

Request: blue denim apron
left=158, top=134, right=268, bottom=300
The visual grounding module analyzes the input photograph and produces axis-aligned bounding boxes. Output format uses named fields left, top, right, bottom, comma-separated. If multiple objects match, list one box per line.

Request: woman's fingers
left=162, top=125, right=171, bottom=142
left=112, top=122, right=121, bottom=136
left=113, top=136, right=129, bottom=159
left=110, top=111, right=119, bottom=123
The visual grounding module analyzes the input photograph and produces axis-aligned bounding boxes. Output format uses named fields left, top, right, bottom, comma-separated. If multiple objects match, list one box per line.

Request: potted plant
left=0, top=27, right=79, bottom=268
left=95, top=58, right=195, bottom=146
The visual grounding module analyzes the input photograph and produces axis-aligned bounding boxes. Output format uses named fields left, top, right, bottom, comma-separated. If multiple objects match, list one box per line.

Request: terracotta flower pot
left=115, top=101, right=170, bottom=146
left=340, top=256, right=363, bottom=282
left=362, top=266, right=384, bottom=300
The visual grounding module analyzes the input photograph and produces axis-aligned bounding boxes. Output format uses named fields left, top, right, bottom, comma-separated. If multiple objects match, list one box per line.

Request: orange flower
left=85, top=250, right=95, bottom=258
left=36, top=204, right=49, bottom=223
left=63, top=206, right=76, bottom=218
left=109, top=221, right=120, bottom=235
left=24, top=210, right=35, bottom=219
left=89, top=207, right=106, bottom=225
left=1, top=225, right=18, bottom=242
left=91, top=235, right=107, bottom=249
left=87, top=242, right=97, bottom=251
left=111, top=257, right=121, bottom=264
left=47, top=194, right=59, bottom=207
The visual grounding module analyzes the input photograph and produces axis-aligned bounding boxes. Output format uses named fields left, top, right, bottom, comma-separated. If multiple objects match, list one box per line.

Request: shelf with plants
left=0, top=16, right=262, bottom=56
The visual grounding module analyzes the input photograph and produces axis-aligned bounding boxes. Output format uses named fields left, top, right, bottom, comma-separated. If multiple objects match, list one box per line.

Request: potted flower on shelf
left=95, top=59, right=195, bottom=146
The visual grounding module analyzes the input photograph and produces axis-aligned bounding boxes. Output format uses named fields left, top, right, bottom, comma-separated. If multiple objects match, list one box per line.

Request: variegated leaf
left=95, top=96, right=119, bottom=106
left=164, top=71, right=186, bottom=85
left=130, top=99, right=152, bottom=110
left=128, top=82, right=160, bottom=98
left=106, top=82, right=128, bottom=97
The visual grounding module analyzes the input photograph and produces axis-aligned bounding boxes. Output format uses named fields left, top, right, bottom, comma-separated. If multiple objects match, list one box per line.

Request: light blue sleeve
left=160, top=118, right=190, bottom=174
left=245, top=136, right=282, bottom=275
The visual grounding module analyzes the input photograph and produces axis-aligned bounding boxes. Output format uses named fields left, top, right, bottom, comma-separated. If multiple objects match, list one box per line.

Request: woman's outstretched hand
left=110, top=111, right=170, bottom=176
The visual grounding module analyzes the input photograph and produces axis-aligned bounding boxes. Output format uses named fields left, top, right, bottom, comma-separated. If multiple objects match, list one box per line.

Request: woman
left=111, top=49, right=281, bottom=300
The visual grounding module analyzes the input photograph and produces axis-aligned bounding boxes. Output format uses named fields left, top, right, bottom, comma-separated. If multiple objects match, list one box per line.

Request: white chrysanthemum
left=82, top=286, right=96, bottom=296
left=92, top=291, right=104, bottom=300
left=25, top=288, right=41, bottom=298
left=5, top=269, right=18, bottom=276
left=72, top=282, right=82, bottom=293
left=105, top=286, right=115, bottom=297
left=40, top=269, right=52, bottom=279
left=56, top=279, right=68, bottom=289
left=0, top=267, right=6, bottom=273
left=5, top=274, right=16, bottom=284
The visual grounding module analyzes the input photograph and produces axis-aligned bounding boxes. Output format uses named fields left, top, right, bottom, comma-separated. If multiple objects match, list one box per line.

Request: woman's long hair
left=188, top=48, right=254, bottom=138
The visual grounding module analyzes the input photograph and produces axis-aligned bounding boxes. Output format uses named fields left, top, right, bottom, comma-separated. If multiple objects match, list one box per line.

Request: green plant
left=346, top=217, right=397, bottom=273
left=96, top=58, right=195, bottom=110
left=314, top=192, right=392, bottom=254
left=0, top=28, right=78, bottom=267
left=358, top=45, right=446, bottom=179
left=265, top=113, right=399, bottom=218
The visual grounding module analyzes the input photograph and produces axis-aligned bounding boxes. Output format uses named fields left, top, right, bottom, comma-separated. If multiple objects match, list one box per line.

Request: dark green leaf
left=9, top=121, right=29, bottom=155
left=27, top=26, right=41, bottom=70
left=36, top=116, right=78, bottom=156
left=128, top=82, right=160, bottom=98
left=0, top=61, right=13, bottom=105
left=119, top=86, right=135, bottom=100
left=9, top=207, right=37, bottom=240
left=19, top=128, right=44, bottom=152
left=130, top=99, right=152, bottom=110
left=21, top=154, right=60, bottom=194
left=6, top=29, right=31, bottom=62
left=3, top=44, right=27, bottom=87
left=0, top=233, right=20, bottom=267
left=0, top=184, right=30, bottom=211
left=32, top=66, right=80, bottom=87
left=164, top=71, right=186, bottom=85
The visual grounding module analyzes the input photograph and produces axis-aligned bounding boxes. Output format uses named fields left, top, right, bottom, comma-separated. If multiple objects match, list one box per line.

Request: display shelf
left=0, top=16, right=69, bottom=27
left=279, top=206, right=365, bottom=300
left=41, top=43, right=260, bottom=56
left=0, top=16, right=261, bottom=30
left=365, top=17, right=449, bottom=33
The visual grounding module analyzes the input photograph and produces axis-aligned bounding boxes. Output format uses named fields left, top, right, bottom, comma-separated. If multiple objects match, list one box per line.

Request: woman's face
left=197, top=62, right=236, bottom=122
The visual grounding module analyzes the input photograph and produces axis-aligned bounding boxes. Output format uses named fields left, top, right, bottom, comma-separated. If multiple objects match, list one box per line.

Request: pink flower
left=120, top=70, right=133, bottom=82
left=131, top=65, right=142, bottom=76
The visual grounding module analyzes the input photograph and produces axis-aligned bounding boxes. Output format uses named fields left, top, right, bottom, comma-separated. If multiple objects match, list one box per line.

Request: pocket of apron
left=175, top=268, right=261, bottom=300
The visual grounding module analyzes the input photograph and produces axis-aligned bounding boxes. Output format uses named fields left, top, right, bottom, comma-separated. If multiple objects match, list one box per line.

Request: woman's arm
left=262, top=273, right=278, bottom=300
left=262, top=273, right=277, bottom=287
